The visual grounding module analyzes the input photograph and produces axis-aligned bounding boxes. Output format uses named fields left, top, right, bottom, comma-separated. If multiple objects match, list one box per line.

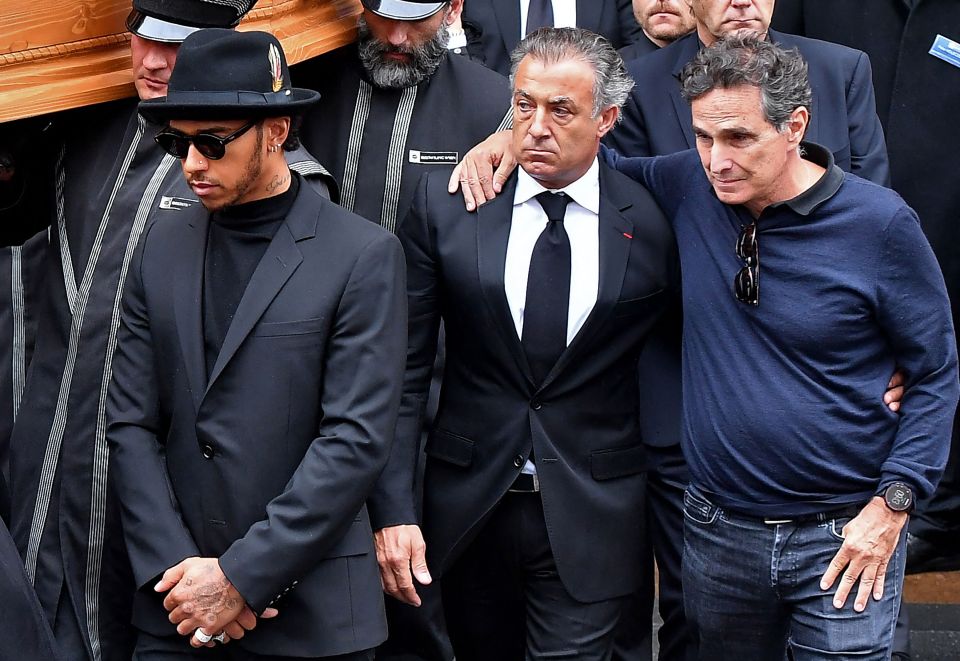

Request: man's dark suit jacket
left=373, top=164, right=678, bottom=603
left=463, top=0, right=642, bottom=76
left=0, top=511, right=60, bottom=660
left=106, top=184, right=407, bottom=657
left=607, top=30, right=891, bottom=186
left=618, top=31, right=659, bottom=63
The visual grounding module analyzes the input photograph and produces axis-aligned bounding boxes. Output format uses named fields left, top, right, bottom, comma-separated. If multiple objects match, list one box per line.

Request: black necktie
left=522, top=191, right=572, bottom=385
left=526, top=0, right=555, bottom=35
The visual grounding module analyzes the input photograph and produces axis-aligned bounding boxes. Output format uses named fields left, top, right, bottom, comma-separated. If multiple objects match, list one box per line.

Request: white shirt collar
left=514, top=157, right=601, bottom=215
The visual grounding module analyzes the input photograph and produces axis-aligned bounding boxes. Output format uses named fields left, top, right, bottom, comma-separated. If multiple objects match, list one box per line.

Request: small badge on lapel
left=158, top=196, right=196, bottom=210
left=930, top=34, right=960, bottom=69
left=622, top=232, right=633, bottom=239
left=409, top=150, right=459, bottom=164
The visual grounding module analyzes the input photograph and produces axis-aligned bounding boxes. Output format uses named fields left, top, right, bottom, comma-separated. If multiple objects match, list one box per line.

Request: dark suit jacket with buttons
left=463, top=0, right=643, bottom=76
left=607, top=30, right=890, bottom=186
left=106, top=183, right=407, bottom=657
left=368, top=164, right=678, bottom=603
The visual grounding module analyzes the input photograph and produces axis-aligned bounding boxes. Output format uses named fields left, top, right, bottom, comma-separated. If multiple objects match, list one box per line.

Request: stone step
left=905, top=604, right=960, bottom=661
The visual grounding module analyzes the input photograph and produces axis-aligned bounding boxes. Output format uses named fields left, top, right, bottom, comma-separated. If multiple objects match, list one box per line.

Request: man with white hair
left=382, top=27, right=677, bottom=659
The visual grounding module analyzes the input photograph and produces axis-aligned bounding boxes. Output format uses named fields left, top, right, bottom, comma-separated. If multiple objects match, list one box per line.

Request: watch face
left=887, top=484, right=912, bottom=511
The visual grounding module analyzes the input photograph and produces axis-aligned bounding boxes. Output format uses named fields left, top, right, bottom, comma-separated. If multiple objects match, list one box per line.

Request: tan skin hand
left=820, top=497, right=908, bottom=612
left=884, top=369, right=905, bottom=412
left=447, top=130, right=514, bottom=210
left=155, top=557, right=278, bottom=647
left=374, top=524, right=432, bottom=607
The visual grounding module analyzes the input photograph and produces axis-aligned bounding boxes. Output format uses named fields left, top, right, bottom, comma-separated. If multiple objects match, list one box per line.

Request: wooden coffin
left=0, top=0, right=361, bottom=123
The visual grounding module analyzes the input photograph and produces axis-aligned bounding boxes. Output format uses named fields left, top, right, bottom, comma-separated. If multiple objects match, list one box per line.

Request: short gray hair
left=508, top=27, right=634, bottom=119
left=680, top=34, right=813, bottom=132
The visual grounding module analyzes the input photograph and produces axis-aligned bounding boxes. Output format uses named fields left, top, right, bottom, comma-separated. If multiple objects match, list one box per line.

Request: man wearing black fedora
left=107, top=29, right=406, bottom=660
left=0, top=2, right=337, bottom=660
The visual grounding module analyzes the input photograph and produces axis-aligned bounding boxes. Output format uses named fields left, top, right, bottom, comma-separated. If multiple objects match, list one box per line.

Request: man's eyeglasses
left=154, top=120, right=259, bottom=160
left=735, top=221, right=759, bottom=306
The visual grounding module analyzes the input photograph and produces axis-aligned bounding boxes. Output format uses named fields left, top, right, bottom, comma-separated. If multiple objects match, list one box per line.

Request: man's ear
left=265, top=117, right=291, bottom=150
left=597, top=105, right=620, bottom=138
left=447, top=0, right=465, bottom=24
left=785, top=105, right=809, bottom=147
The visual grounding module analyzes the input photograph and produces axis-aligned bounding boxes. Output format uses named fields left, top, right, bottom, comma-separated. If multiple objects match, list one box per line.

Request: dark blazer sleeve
left=106, top=224, right=201, bottom=589
left=0, top=518, right=60, bottom=661
left=844, top=50, right=890, bottom=186
left=367, top=174, right=443, bottom=530
left=218, top=231, right=408, bottom=612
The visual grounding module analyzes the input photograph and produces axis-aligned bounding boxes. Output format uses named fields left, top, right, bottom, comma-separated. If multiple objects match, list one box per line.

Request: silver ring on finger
left=214, top=633, right=226, bottom=644
left=194, top=629, right=214, bottom=644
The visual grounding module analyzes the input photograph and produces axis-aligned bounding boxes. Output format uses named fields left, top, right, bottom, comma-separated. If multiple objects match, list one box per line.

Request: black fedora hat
left=139, top=29, right=320, bottom=123
left=361, top=0, right=448, bottom=21
left=127, top=0, right=259, bottom=43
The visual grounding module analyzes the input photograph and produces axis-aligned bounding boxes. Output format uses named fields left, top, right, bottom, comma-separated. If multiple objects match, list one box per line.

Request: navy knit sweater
left=605, top=144, right=959, bottom=517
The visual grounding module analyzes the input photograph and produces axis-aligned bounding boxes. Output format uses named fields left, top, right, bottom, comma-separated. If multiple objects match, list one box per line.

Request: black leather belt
left=508, top=472, right=540, bottom=493
left=762, top=503, right=864, bottom=525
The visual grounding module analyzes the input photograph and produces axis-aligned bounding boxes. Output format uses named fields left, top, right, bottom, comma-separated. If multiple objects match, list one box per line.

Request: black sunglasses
left=735, top=221, right=759, bottom=306
left=154, top=120, right=260, bottom=160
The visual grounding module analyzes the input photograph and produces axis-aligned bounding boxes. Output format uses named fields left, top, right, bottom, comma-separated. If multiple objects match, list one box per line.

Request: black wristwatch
left=881, top=482, right=914, bottom=513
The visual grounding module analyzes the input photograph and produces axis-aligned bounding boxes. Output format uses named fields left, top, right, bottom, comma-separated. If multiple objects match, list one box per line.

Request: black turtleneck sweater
left=203, top=173, right=300, bottom=375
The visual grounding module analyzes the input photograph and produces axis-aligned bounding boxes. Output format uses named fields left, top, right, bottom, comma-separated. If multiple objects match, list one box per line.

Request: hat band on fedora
left=126, top=11, right=200, bottom=43
left=164, top=90, right=296, bottom=106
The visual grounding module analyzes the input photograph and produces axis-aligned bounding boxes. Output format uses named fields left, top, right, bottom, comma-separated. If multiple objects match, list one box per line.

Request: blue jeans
left=682, top=486, right=906, bottom=661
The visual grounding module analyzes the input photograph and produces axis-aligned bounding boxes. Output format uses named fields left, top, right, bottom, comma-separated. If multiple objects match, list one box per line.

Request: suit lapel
left=173, top=207, right=210, bottom=413
left=670, top=34, right=701, bottom=149
left=476, top=174, right=535, bottom=386
left=203, top=190, right=316, bottom=395
left=576, top=0, right=602, bottom=30
left=538, top=165, right=633, bottom=391
left=493, top=0, right=522, bottom=57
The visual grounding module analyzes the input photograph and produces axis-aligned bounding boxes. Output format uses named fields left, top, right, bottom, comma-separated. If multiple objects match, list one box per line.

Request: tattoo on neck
left=267, top=173, right=290, bottom=193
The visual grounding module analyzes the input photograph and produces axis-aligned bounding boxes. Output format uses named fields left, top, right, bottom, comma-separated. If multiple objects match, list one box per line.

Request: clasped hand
left=155, top=557, right=278, bottom=648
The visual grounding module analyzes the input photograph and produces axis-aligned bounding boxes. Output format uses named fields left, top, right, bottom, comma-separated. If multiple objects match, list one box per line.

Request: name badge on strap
left=409, top=150, right=459, bottom=165
left=930, top=34, right=960, bottom=69
left=158, top=196, right=196, bottom=210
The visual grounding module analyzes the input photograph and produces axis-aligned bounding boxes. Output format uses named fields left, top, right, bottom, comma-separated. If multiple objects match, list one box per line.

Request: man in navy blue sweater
left=452, top=33, right=958, bottom=660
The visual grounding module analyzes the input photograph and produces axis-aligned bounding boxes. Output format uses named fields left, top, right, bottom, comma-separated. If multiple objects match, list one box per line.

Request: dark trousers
left=613, top=443, right=696, bottom=661
left=910, top=413, right=960, bottom=544
left=377, top=582, right=452, bottom=661
left=133, top=632, right=374, bottom=661
left=442, top=492, right=624, bottom=661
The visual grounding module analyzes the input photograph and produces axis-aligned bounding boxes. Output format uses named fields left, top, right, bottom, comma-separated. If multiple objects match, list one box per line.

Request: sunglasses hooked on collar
left=734, top=221, right=759, bottom=306
left=154, top=119, right=260, bottom=160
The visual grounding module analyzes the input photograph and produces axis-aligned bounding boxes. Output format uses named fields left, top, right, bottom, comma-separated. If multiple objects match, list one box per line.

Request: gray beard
left=357, top=17, right=450, bottom=89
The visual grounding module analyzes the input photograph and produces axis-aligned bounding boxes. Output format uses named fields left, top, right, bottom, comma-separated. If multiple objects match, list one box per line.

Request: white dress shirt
left=507, top=158, right=600, bottom=473
left=520, top=0, right=577, bottom=38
